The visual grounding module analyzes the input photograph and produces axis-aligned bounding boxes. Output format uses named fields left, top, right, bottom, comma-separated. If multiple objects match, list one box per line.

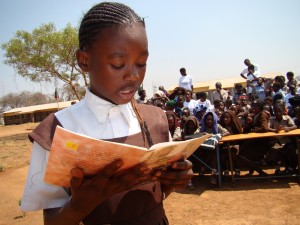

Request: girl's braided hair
left=79, top=2, right=144, bottom=50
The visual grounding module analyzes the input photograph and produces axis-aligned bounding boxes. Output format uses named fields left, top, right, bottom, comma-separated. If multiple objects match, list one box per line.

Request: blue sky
left=1, top=0, right=300, bottom=97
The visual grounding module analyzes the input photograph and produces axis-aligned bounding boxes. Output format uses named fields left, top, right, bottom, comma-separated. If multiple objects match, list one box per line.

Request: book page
left=44, top=126, right=212, bottom=187
left=141, top=134, right=212, bottom=170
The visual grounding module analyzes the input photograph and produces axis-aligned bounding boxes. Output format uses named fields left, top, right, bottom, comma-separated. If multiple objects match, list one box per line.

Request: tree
left=2, top=23, right=88, bottom=100
left=59, top=83, right=86, bottom=101
left=0, top=91, right=52, bottom=112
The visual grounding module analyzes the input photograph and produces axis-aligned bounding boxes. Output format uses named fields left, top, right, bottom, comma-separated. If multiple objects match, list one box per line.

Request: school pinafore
left=29, top=104, right=170, bottom=225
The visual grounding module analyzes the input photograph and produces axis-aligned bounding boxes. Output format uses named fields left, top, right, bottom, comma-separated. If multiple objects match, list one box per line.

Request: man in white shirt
left=240, top=59, right=261, bottom=97
left=178, top=67, right=193, bottom=91
left=240, top=59, right=260, bottom=79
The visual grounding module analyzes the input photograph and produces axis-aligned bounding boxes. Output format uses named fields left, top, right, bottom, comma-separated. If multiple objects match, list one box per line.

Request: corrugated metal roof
left=168, top=72, right=281, bottom=92
left=3, top=100, right=78, bottom=116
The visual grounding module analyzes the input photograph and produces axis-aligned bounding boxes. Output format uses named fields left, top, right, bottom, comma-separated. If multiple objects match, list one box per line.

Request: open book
left=45, top=126, right=212, bottom=187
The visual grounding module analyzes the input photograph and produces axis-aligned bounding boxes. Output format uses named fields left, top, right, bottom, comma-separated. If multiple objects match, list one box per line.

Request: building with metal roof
left=3, top=100, right=77, bottom=125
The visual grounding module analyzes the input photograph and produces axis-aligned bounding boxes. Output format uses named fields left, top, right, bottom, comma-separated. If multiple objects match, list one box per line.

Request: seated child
left=198, top=112, right=230, bottom=186
left=268, top=102, right=298, bottom=175
left=166, top=111, right=181, bottom=141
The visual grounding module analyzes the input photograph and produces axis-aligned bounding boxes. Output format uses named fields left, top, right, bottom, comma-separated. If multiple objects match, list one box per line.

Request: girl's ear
left=76, top=50, right=90, bottom=72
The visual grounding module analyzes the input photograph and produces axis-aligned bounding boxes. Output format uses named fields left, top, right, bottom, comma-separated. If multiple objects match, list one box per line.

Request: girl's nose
left=124, top=66, right=139, bottom=81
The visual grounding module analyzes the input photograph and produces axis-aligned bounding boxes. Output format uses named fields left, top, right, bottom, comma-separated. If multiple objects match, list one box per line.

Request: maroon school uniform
left=29, top=104, right=170, bottom=225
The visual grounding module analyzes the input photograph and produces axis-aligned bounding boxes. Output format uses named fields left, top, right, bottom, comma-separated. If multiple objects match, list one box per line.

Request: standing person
left=245, top=65, right=259, bottom=100
left=240, top=58, right=260, bottom=80
left=159, top=86, right=170, bottom=98
left=136, top=89, right=148, bottom=104
left=286, top=71, right=297, bottom=89
left=20, top=3, right=193, bottom=225
left=178, top=67, right=193, bottom=91
left=212, top=82, right=228, bottom=102
left=240, top=59, right=260, bottom=98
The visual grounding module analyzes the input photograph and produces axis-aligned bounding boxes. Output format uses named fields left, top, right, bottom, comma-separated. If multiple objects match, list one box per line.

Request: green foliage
left=2, top=23, right=88, bottom=100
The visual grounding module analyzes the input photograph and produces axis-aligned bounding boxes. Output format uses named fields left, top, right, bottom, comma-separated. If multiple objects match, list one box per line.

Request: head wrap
left=219, top=110, right=243, bottom=134
left=200, top=112, right=219, bottom=134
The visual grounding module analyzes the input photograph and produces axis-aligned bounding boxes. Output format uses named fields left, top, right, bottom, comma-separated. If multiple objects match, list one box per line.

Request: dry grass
left=0, top=133, right=32, bottom=171
left=0, top=123, right=37, bottom=172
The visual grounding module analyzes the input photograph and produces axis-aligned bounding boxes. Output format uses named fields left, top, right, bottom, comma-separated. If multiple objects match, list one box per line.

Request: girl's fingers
left=171, top=160, right=192, bottom=170
left=70, top=167, right=84, bottom=179
left=93, top=159, right=124, bottom=181
left=154, top=168, right=194, bottom=181
left=70, top=168, right=84, bottom=190
left=111, top=165, right=152, bottom=189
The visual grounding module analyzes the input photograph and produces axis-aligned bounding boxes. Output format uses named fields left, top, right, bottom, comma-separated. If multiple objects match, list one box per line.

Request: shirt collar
left=84, top=88, right=136, bottom=126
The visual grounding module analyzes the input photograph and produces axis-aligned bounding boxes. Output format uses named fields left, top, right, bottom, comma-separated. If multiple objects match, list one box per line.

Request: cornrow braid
left=79, top=2, right=144, bottom=50
left=131, top=99, right=153, bottom=148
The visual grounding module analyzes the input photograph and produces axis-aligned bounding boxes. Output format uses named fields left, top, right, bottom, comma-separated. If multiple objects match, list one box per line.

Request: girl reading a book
left=21, top=2, right=193, bottom=225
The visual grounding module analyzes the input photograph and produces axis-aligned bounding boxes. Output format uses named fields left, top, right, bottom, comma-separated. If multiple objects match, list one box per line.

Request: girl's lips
left=119, top=89, right=137, bottom=100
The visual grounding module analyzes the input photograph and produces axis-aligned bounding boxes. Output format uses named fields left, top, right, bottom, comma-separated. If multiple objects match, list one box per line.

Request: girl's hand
left=69, top=159, right=151, bottom=216
left=276, top=126, right=283, bottom=133
left=153, top=159, right=193, bottom=193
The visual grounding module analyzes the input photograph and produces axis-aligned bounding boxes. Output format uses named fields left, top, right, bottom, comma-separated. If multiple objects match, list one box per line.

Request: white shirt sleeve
left=241, top=67, right=248, bottom=75
left=254, top=64, right=260, bottom=76
left=21, top=142, right=69, bottom=211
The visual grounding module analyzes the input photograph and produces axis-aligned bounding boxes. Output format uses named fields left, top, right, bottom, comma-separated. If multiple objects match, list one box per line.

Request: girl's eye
left=137, top=63, right=147, bottom=68
left=111, top=64, right=125, bottom=69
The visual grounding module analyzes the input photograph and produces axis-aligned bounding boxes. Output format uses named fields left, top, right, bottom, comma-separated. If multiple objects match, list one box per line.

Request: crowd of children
left=136, top=70, right=300, bottom=188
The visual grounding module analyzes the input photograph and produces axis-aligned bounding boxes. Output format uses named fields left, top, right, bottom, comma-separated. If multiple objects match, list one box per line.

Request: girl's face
left=240, top=99, right=247, bottom=106
left=274, top=107, right=284, bottom=120
left=185, top=92, right=191, bottom=101
left=196, top=111, right=205, bottom=120
left=186, top=121, right=196, bottom=134
left=77, top=23, right=148, bottom=104
left=223, top=113, right=231, bottom=126
left=219, top=102, right=225, bottom=110
left=205, top=115, right=214, bottom=128
left=200, top=96, right=206, bottom=102
left=177, top=97, right=184, bottom=107
left=251, top=103, right=261, bottom=114
left=230, top=105, right=238, bottom=113
left=167, top=116, right=175, bottom=129
left=182, top=109, right=190, bottom=117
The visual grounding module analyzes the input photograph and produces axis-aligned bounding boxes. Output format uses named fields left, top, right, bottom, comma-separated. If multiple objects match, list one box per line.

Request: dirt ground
left=0, top=123, right=300, bottom=225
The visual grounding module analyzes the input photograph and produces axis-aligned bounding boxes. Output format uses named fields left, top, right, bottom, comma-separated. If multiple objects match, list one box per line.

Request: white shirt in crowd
left=197, top=99, right=212, bottom=112
left=179, top=74, right=193, bottom=91
left=241, top=64, right=260, bottom=94
left=240, top=63, right=261, bottom=77
left=183, top=99, right=197, bottom=113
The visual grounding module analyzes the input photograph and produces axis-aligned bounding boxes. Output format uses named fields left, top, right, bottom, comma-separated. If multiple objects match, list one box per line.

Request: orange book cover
left=45, top=126, right=212, bottom=187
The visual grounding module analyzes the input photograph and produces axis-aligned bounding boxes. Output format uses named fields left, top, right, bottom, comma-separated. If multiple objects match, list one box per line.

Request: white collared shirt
left=21, top=89, right=142, bottom=211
